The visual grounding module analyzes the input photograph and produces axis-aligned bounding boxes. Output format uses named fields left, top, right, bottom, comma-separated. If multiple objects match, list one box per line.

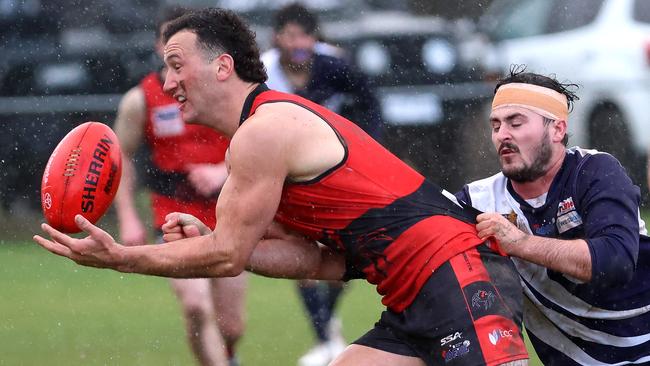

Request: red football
left=41, top=122, right=122, bottom=233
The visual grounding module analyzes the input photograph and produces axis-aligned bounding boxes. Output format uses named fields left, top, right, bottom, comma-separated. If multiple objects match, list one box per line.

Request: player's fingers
left=178, top=213, right=210, bottom=235
left=182, top=225, right=201, bottom=238
left=164, top=212, right=180, bottom=223
left=40, top=223, right=78, bottom=248
left=476, top=213, right=489, bottom=222
left=33, top=234, right=74, bottom=258
left=162, top=233, right=185, bottom=242
left=476, top=227, right=493, bottom=240
left=74, top=215, right=113, bottom=244
left=477, top=212, right=500, bottom=223
left=162, top=214, right=181, bottom=234
left=177, top=213, right=200, bottom=226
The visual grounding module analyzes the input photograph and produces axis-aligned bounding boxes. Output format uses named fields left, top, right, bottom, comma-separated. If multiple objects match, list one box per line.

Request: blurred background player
left=262, top=3, right=383, bottom=141
left=113, top=6, right=246, bottom=366
left=261, top=4, right=383, bottom=366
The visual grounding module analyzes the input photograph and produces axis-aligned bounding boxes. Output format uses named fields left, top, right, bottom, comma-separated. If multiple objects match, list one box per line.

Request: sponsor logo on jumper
left=81, top=134, right=114, bottom=213
left=152, top=104, right=184, bottom=137
left=532, top=221, right=555, bottom=235
left=442, top=340, right=470, bottom=363
left=488, top=329, right=513, bottom=345
left=471, top=290, right=495, bottom=310
left=557, top=210, right=583, bottom=234
left=440, top=331, right=462, bottom=346
left=558, top=197, right=576, bottom=216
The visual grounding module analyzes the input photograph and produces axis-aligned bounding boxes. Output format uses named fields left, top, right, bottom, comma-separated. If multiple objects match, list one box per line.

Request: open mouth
left=176, top=95, right=187, bottom=109
left=498, top=144, right=519, bottom=157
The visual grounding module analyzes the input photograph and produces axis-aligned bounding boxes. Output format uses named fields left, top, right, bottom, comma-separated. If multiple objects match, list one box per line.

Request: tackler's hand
left=476, top=212, right=528, bottom=255
left=162, top=212, right=211, bottom=242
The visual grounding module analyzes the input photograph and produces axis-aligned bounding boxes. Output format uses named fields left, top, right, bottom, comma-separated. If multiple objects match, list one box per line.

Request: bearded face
left=490, top=107, right=556, bottom=183
left=499, top=128, right=553, bottom=182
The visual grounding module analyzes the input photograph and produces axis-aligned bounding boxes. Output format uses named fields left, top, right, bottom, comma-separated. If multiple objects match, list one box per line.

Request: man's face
left=275, top=22, right=317, bottom=67
left=163, top=30, right=218, bottom=124
left=490, top=106, right=553, bottom=182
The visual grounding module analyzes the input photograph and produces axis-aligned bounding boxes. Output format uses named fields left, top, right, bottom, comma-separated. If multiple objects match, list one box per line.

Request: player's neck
left=511, top=148, right=565, bottom=199
left=213, top=82, right=261, bottom=138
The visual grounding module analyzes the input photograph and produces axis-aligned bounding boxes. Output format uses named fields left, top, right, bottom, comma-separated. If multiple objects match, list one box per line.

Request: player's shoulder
left=566, top=146, right=625, bottom=175
left=234, top=103, right=320, bottom=153
left=465, top=171, right=508, bottom=192
left=118, top=85, right=146, bottom=109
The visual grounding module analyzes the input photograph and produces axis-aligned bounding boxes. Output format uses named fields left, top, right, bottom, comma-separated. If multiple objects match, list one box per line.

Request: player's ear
left=214, top=53, right=235, bottom=81
left=551, top=119, right=567, bottom=144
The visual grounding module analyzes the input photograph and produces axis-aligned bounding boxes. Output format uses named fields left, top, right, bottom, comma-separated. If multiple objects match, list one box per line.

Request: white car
left=476, top=0, right=650, bottom=182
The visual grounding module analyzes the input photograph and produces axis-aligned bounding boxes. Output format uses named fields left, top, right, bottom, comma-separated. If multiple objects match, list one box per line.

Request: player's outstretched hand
left=162, top=212, right=211, bottom=242
left=33, top=215, right=125, bottom=270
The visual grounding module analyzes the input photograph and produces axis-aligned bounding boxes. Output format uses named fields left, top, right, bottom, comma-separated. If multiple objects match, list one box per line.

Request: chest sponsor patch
left=557, top=210, right=583, bottom=233
left=558, top=197, right=576, bottom=216
left=152, top=104, right=184, bottom=137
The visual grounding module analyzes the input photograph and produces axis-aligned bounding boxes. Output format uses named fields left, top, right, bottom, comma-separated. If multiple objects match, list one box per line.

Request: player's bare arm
left=34, top=103, right=346, bottom=279
left=113, top=86, right=148, bottom=245
left=476, top=212, right=592, bottom=281
left=162, top=211, right=346, bottom=280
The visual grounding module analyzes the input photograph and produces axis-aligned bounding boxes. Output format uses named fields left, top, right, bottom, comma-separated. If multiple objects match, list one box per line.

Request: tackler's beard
left=501, top=130, right=553, bottom=183
left=281, top=48, right=313, bottom=72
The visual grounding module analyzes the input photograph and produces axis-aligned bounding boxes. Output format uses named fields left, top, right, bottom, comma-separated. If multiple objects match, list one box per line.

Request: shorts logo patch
left=471, top=290, right=495, bottom=310
left=440, top=331, right=462, bottom=346
left=488, top=328, right=513, bottom=345
left=442, top=340, right=470, bottom=363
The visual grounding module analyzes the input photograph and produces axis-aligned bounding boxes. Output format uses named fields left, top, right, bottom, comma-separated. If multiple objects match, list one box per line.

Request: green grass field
left=0, top=241, right=544, bottom=365
left=0, top=241, right=383, bottom=365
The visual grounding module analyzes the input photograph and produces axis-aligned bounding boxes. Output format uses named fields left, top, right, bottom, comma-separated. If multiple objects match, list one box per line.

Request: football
left=41, top=122, right=122, bottom=233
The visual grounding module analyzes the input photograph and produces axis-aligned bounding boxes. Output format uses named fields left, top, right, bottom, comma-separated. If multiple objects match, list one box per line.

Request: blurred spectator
left=260, top=3, right=383, bottom=366
left=262, top=3, right=383, bottom=141
left=113, top=6, right=246, bottom=366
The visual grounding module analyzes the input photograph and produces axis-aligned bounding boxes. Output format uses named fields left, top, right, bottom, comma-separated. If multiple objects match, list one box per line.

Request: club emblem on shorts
left=488, top=328, right=513, bottom=345
left=441, top=340, right=470, bottom=363
left=471, top=290, right=495, bottom=310
left=440, top=331, right=462, bottom=346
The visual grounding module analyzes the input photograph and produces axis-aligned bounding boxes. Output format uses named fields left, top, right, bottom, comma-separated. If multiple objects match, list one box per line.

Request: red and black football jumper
left=242, top=84, right=528, bottom=365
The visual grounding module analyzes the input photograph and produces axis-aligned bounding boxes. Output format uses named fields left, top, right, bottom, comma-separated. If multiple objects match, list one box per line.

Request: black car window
left=546, top=0, right=604, bottom=33
left=480, top=0, right=554, bottom=42
left=634, top=0, right=650, bottom=23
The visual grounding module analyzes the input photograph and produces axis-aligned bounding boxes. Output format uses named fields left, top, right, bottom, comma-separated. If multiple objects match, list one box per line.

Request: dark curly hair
left=495, top=65, right=580, bottom=146
left=273, top=3, right=319, bottom=35
left=163, top=7, right=267, bottom=84
left=155, top=6, right=189, bottom=39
